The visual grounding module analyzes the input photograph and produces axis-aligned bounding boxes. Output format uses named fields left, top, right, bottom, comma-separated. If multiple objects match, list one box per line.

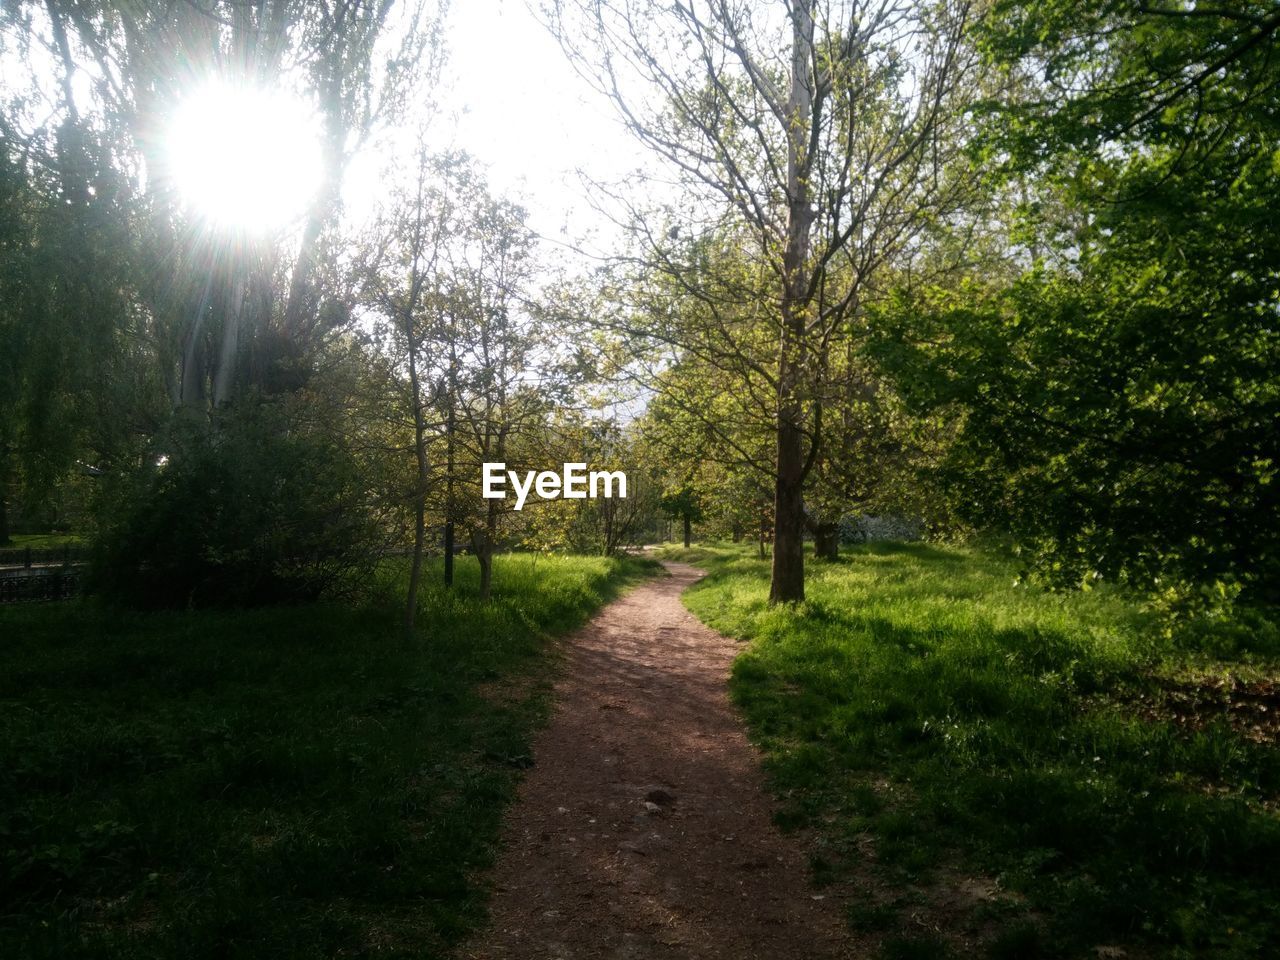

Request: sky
left=429, top=0, right=642, bottom=250
left=0, top=0, right=643, bottom=251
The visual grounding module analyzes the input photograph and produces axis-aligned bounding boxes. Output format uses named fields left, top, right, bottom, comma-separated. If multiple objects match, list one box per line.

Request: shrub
left=91, top=403, right=380, bottom=608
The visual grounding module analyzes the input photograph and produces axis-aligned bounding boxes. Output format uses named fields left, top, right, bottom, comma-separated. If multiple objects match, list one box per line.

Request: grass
left=2, top=532, right=85, bottom=549
left=0, top=551, right=657, bottom=959
left=656, top=541, right=1280, bottom=959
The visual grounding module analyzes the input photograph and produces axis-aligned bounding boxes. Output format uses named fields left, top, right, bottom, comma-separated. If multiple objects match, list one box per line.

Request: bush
left=92, top=404, right=381, bottom=608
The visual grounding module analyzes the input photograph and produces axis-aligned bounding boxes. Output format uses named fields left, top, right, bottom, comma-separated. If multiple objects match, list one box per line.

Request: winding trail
left=465, top=562, right=850, bottom=960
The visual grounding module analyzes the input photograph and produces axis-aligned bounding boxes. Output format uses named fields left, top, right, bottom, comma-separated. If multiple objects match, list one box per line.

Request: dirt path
left=465, top=562, right=851, bottom=960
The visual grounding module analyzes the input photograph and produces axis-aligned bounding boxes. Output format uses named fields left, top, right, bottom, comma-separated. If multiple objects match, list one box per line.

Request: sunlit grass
left=3, top=532, right=85, bottom=549
left=662, top=541, right=1280, bottom=959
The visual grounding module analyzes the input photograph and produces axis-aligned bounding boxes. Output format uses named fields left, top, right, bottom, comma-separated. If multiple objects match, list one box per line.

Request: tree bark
left=281, top=56, right=344, bottom=347
left=443, top=386, right=455, bottom=587
left=770, top=0, right=816, bottom=605
left=472, top=506, right=497, bottom=601
left=759, top=501, right=770, bottom=560
left=180, top=270, right=218, bottom=411
left=602, top=500, right=616, bottom=555
left=212, top=271, right=246, bottom=407
left=0, top=450, right=10, bottom=546
left=771, top=426, right=806, bottom=600
left=814, top=522, right=840, bottom=561
left=443, top=521, right=454, bottom=586
left=683, top=513, right=692, bottom=549
left=404, top=326, right=428, bottom=635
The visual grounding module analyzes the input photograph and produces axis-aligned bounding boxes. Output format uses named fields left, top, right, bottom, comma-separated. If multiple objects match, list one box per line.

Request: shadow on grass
left=0, top=552, right=656, bottom=960
left=680, top=541, right=1280, bottom=959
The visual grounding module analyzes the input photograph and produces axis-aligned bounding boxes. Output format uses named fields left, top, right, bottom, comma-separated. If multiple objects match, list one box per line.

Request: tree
left=0, top=1, right=451, bottom=607
left=357, top=145, right=457, bottom=631
left=639, top=362, right=768, bottom=549
left=549, top=0, right=979, bottom=601
left=521, top=415, right=658, bottom=556
left=447, top=192, right=548, bottom=600
left=3, top=1, right=442, bottom=415
left=659, top=484, right=703, bottom=548
left=0, top=72, right=158, bottom=543
left=871, top=1, right=1280, bottom=604
left=358, top=151, right=559, bottom=604
left=627, top=241, right=946, bottom=563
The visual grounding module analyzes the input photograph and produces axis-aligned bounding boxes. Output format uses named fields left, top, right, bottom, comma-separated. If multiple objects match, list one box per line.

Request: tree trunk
left=0, top=451, right=10, bottom=546
left=814, top=521, right=840, bottom=561
left=471, top=499, right=499, bottom=601
left=444, top=336, right=457, bottom=587
left=404, top=328, right=428, bottom=635
left=769, top=0, right=816, bottom=605
left=212, top=271, right=246, bottom=407
left=472, top=523, right=494, bottom=601
left=602, top=501, right=616, bottom=555
left=683, top=513, right=692, bottom=548
left=180, top=270, right=218, bottom=411
left=442, top=400, right=454, bottom=587
left=406, top=497, right=425, bottom=634
left=486, top=507, right=497, bottom=597
left=282, top=61, right=344, bottom=345
left=731, top=521, right=742, bottom=543
left=771, top=426, right=806, bottom=601
left=477, top=546, right=492, bottom=600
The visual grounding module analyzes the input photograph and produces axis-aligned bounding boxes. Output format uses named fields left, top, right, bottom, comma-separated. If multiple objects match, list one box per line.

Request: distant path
left=465, top=562, right=850, bottom=960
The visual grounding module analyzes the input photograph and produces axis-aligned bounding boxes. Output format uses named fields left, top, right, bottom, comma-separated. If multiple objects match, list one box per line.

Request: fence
left=0, top=569, right=82, bottom=603
left=0, top=545, right=89, bottom=569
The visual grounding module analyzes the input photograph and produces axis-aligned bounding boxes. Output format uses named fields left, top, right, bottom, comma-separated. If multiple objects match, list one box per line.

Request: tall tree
left=358, top=152, right=556, bottom=605
left=357, top=145, right=457, bottom=632
left=549, top=0, right=978, bottom=601
left=3, top=0, right=445, bottom=416
left=873, top=1, right=1280, bottom=603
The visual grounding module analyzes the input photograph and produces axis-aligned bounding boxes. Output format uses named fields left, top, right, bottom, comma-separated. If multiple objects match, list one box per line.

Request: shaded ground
left=0, top=554, right=646, bottom=960
left=1126, top=673, right=1280, bottom=746
left=466, top=562, right=850, bottom=960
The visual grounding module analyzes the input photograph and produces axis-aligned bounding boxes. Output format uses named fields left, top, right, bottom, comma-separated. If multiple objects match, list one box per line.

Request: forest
left=1, top=2, right=1277, bottom=959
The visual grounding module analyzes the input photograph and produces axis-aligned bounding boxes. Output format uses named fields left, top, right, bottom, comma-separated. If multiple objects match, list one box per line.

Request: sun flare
left=165, top=81, right=323, bottom=233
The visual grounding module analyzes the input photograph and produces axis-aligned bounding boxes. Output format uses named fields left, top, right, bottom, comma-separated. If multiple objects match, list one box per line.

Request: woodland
left=1, top=2, right=1277, bottom=958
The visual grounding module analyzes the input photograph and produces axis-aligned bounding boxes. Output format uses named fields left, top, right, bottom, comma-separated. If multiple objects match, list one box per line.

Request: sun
left=165, top=81, right=323, bottom=234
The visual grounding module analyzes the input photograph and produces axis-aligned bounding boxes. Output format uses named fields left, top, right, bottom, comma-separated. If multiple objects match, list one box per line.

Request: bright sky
left=0, top=0, right=645, bottom=251
left=443, top=0, right=653, bottom=419
left=433, top=0, right=641, bottom=250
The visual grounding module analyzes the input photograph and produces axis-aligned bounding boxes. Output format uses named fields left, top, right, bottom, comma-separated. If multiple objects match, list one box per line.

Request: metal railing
left=0, top=545, right=88, bottom=568
left=0, top=569, right=82, bottom=603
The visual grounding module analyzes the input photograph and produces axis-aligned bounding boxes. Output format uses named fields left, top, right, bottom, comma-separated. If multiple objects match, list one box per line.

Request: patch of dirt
left=1130, top=673, right=1280, bottom=745
left=464, top=562, right=853, bottom=959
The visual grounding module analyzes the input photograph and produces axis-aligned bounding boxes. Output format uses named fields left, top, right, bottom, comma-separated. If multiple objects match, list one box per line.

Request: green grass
left=0, top=552, right=657, bottom=959
left=3, top=532, right=85, bottom=549
left=656, top=541, right=1280, bottom=959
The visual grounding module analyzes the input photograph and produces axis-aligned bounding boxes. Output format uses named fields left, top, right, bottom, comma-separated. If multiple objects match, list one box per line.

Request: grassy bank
left=2, top=532, right=85, bottom=550
left=659, top=542, right=1279, bottom=959
left=0, top=552, right=656, bottom=960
